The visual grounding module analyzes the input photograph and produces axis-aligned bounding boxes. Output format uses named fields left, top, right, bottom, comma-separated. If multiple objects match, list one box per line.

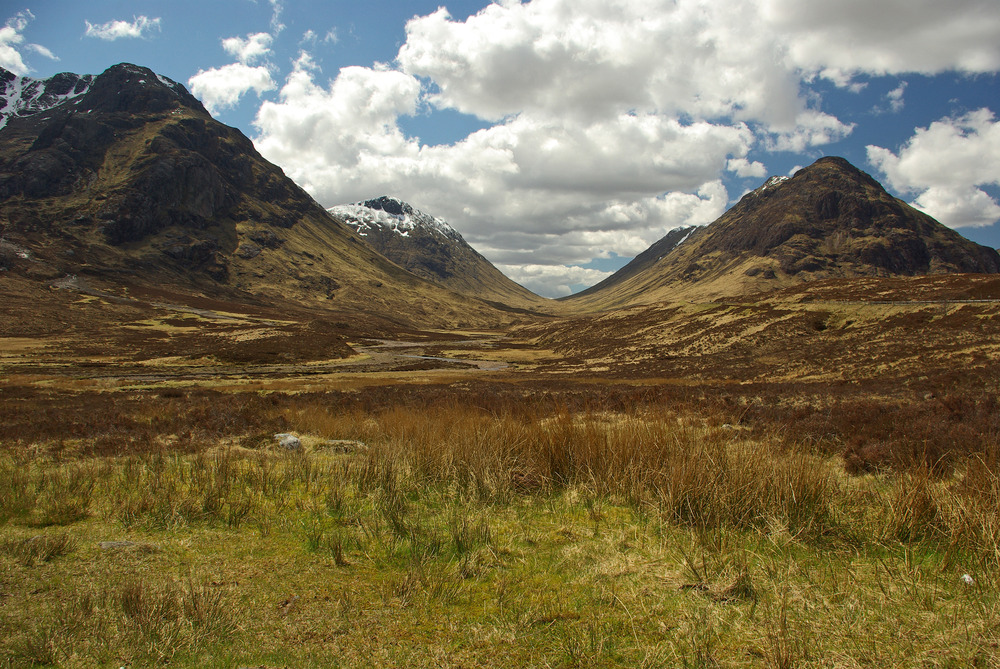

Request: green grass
left=1, top=405, right=998, bottom=667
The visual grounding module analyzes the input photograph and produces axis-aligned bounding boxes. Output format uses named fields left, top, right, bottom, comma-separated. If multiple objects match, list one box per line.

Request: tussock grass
left=0, top=531, right=75, bottom=566
left=1, top=401, right=998, bottom=667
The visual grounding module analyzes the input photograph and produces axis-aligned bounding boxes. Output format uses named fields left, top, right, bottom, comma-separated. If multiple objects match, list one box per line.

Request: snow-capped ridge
left=329, top=196, right=462, bottom=241
left=0, top=64, right=192, bottom=132
left=0, top=69, right=93, bottom=131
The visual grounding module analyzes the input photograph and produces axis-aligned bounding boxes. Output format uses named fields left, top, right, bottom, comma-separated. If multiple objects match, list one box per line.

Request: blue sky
left=3, top=1, right=1000, bottom=296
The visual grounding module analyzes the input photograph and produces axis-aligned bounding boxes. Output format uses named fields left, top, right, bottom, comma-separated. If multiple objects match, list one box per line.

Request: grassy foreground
left=2, top=403, right=999, bottom=668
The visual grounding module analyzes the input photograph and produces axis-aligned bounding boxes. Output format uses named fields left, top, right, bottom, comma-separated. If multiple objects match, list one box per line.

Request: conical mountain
left=565, top=156, right=1000, bottom=308
left=329, top=196, right=546, bottom=310
left=0, top=63, right=517, bottom=328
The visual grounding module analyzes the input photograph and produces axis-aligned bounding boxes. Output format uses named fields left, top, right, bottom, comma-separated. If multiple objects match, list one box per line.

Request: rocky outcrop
left=695, top=157, right=1000, bottom=276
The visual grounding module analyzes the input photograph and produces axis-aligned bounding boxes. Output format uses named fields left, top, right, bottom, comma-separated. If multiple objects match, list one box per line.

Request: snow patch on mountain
left=0, top=69, right=94, bottom=131
left=155, top=73, right=184, bottom=93
left=0, top=65, right=189, bottom=132
left=329, top=196, right=463, bottom=242
left=755, top=175, right=789, bottom=196
left=674, top=227, right=696, bottom=247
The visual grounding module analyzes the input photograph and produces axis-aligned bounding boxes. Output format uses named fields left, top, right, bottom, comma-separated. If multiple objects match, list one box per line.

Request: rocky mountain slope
left=0, top=63, right=521, bottom=329
left=329, top=196, right=545, bottom=309
left=564, top=157, right=1000, bottom=309
left=566, top=226, right=697, bottom=301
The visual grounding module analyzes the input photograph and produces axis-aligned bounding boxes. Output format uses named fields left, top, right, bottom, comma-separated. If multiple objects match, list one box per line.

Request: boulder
left=274, top=433, right=301, bottom=450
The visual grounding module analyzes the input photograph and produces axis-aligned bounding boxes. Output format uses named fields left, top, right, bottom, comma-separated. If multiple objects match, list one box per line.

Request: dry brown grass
left=2, top=396, right=999, bottom=667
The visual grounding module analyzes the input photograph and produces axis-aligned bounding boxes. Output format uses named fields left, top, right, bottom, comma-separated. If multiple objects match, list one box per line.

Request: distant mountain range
left=329, top=196, right=544, bottom=309
left=2, top=62, right=998, bottom=329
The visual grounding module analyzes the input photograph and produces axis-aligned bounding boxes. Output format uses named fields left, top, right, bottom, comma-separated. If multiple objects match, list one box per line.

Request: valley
left=2, top=62, right=1000, bottom=668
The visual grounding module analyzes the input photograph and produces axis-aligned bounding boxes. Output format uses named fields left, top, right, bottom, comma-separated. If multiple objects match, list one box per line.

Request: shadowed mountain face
left=0, top=64, right=521, bottom=329
left=564, top=157, right=1000, bottom=308
left=329, top=196, right=545, bottom=309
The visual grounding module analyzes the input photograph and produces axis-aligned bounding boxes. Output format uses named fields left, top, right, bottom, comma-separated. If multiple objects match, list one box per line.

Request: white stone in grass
left=961, top=574, right=975, bottom=586
left=274, top=433, right=302, bottom=450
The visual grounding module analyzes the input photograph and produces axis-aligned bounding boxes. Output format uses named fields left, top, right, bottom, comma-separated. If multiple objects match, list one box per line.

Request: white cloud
left=84, top=15, right=161, bottom=41
left=253, top=62, right=744, bottom=266
left=25, top=43, right=57, bottom=61
left=397, top=1, right=806, bottom=127
left=728, top=158, right=768, bottom=179
left=188, top=63, right=276, bottom=114
left=0, top=10, right=33, bottom=75
left=497, top=264, right=614, bottom=298
left=911, top=187, right=1000, bottom=230
left=761, top=0, right=1000, bottom=85
left=765, top=110, right=856, bottom=152
left=4, top=10, right=30, bottom=32
left=302, top=28, right=338, bottom=46
left=867, top=108, right=1000, bottom=228
left=222, top=32, right=272, bottom=64
left=189, top=31, right=277, bottom=114
left=885, top=82, right=907, bottom=113
left=254, top=60, right=420, bottom=167
left=268, top=0, right=285, bottom=35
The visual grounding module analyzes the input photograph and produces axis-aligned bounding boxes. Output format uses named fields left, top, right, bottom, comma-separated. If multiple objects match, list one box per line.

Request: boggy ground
left=2, top=274, right=1000, bottom=667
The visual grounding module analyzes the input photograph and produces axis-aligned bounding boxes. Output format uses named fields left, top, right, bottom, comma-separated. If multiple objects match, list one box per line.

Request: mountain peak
left=0, top=63, right=206, bottom=132
left=564, top=156, right=1000, bottom=306
left=329, top=196, right=461, bottom=241
left=703, top=156, right=1000, bottom=276
left=77, top=63, right=204, bottom=116
left=361, top=195, right=412, bottom=217
left=329, top=197, right=544, bottom=307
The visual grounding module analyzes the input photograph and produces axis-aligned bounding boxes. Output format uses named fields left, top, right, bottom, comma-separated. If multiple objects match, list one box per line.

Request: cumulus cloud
left=0, top=10, right=33, bottom=75
left=189, top=32, right=278, bottom=114
left=84, top=15, right=161, bottom=41
left=254, top=60, right=421, bottom=172
left=762, top=0, right=1000, bottom=84
left=867, top=108, right=1000, bottom=228
left=728, top=158, right=768, bottom=179
left=189, top=64, right=276, bottom=114
left=254, top=64, right=741, bottom=226
left=223, top=32, right=272, bottom=64
left=765, top=110, right=856, bottom=152
left=0, top=10, right=56, bottom=73
left=497, top=264, right=614, bottom=298
left=398, top=1, right=805, bottom=127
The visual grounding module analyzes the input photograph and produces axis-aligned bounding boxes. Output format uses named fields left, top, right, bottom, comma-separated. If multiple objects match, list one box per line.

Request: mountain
left=565, top=225, right=698, bottom=300
left=0, top=63, right=520, bottom=329
left=329, top=196, right=545, bottom=309
left=564, top=157, right=1000, bottom=308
